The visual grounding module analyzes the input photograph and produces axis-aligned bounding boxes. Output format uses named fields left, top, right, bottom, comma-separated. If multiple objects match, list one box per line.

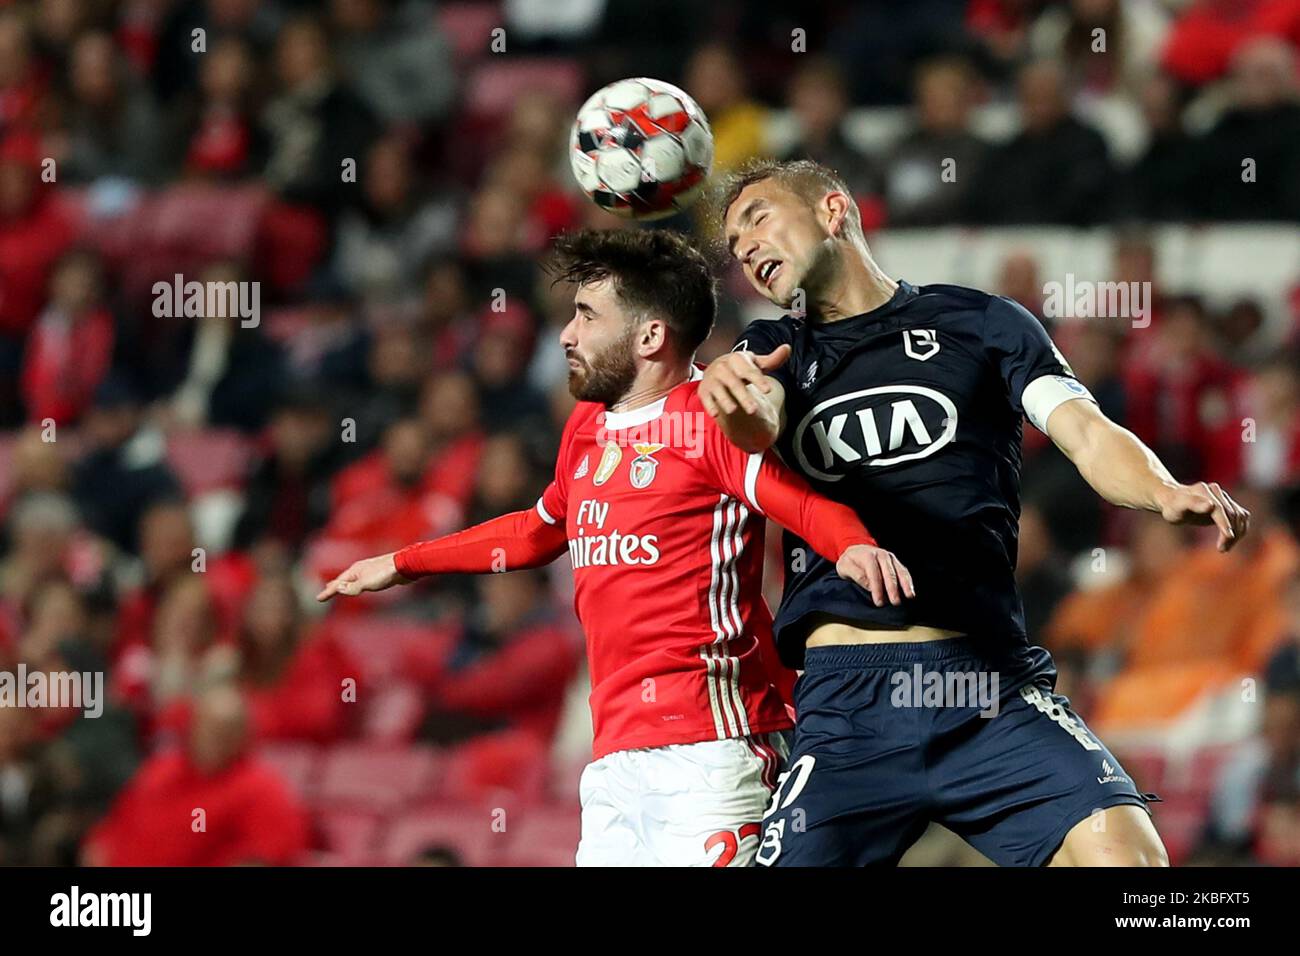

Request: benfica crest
left=629, top=443, right=665, bottom=489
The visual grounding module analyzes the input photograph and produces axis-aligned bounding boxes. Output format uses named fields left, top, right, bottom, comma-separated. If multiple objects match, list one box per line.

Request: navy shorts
left=755, top=637, right=1153, bottom=867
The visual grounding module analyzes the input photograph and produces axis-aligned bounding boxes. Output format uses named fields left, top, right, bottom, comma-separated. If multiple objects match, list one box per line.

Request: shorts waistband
left=802, top=635, right=1002, bottom=669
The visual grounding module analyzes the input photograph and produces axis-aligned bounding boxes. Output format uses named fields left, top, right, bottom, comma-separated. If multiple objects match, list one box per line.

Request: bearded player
left=318, top=228, right=913, bottom=866
left=701, top=159, right=1250, bottom=867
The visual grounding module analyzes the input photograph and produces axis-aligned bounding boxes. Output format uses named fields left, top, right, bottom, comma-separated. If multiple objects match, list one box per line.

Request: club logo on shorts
left=629, top=443, right=665, bottom=489
left=593, top=442, right=622, bottom=486
left=903, top=329, right=940, bottom=361
left=573, top=454, right=590, bottom=480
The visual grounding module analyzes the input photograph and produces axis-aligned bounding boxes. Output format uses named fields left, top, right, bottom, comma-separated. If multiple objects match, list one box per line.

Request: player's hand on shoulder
left=699, top=345, right=789, bottom=418
left=836, top=544, right=916, bottom=607
left=316, top=552, right=411, bottom=602
left=1154, top=481, right=1251, bottom=552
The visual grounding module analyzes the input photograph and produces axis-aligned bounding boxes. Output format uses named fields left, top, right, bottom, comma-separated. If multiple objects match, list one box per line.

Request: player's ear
left=823, top=191, right=852, bottom=238
left=637, top=317, right=668, bottom=357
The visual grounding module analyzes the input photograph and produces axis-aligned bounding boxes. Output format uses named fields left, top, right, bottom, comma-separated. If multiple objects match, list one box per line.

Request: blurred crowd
left=0, top=0, right=1299, bottom=867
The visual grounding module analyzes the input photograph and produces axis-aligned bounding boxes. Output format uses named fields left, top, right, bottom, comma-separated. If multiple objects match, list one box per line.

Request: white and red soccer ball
left=569, top=77, right=714, bottom=221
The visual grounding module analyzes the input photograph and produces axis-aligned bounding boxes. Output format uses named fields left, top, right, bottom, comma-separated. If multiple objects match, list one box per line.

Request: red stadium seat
left=165, top=428, right=255, bottom=494
left=1114, top=748, right=1167, bottom=794
left=442, top=731, right=549, bottom=804
left=1150, top=792, right=1210, bottom=866
left=256, top=742, right=321, bottom=798
left=507, top=803, right=580, bottom=867
left=316, top=744, right=444, bottom=812
left=437, top=2, right=502, bottom=61
left=328, top=616, right=455, bottom=685
left=317, top=809, right=383, bottom=859
left=362, top=680, right=426, bottom=744
left=464, top=58, right=584, bottom=120
left=383, top=801, right=506, bottom=867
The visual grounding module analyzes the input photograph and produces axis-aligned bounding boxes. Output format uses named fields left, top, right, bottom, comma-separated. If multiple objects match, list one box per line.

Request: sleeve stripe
left=1022, top=374, right=1097, bottom=434
left=743, top=452, right=765, bottom=514
left=535, top=498, right=557, bottom=526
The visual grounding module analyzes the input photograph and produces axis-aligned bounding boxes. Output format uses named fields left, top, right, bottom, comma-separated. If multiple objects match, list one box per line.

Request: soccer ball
left=569, top=77, right=714, bottom=221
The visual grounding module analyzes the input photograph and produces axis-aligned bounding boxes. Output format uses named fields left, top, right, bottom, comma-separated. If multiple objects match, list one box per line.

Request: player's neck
left=609, top=362, right=694, bottom=413
left=813, top=249, right=898, bottom=324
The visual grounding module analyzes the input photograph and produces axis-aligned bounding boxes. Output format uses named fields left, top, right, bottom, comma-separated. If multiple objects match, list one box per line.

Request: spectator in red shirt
left=236, top=574, right=359, bottom=744
left=415, top=370, right=485, bottom=510
left=0, top=130, right=78, bottom=427
left=83, top=683, right=311, bottom=866
left=0, top=12, right=48, bottom=133
left=1123, top=295, right=1245, bottom=484
left=1162, top=0, right=1300, bottom=87
left=325, top=417, right=463, bottom=552
left=20, top=249, right=114, bottom=426
left=177, top=35, right=263, bottom=180
left=419, top=569, right=580, bottom=747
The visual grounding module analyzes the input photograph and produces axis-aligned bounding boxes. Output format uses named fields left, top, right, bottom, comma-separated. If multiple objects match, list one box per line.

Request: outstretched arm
left=1044, top=398, right=1250, bottom=552
left=316, top=505, right=569, bottom=601
left=698, top=345, right=791, bottom=454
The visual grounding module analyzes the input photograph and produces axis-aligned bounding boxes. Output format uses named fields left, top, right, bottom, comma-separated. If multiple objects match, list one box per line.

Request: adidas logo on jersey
left=574, top=455, right=590, bottom=480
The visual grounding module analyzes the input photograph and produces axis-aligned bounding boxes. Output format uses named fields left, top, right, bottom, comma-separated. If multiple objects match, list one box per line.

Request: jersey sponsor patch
left=791, top=385, right=959, bottom=480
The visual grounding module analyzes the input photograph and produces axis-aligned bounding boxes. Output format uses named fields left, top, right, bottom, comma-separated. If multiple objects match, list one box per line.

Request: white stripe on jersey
left=699, top=645, right=728, bottom=739
left=704, top=496, right=753, bottom=739
left=743, top=452, right=764, bottom=514
left=535, top=497, right=557, bottom=525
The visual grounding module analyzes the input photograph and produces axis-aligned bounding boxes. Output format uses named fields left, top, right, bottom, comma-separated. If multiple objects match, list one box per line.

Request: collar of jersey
left=602, top=364, right=704, bottom=430
left=795, top=279, right=916, bottom=330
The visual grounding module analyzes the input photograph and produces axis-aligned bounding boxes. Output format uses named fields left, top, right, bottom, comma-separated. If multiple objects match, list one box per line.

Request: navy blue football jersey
left=737, top=280, right=1095, bottom=667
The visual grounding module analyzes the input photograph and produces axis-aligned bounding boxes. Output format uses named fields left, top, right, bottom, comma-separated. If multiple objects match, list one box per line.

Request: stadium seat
left=362, top=680, right=427, bottom=744
left=1150, top=792, right=1211, bottom=866
left=257, top=742, right=321, bottom=798
left=382, top=800, right=506, bottom=867
left=506, top=803, right=580, bottom=867
left=1114, top=748, right=1167, bottom=794
left=317, top=809, right=383, bottom=860
left=464, top=58, right=584, bottom=120
left=437, top=2, right=502, bottom=61
left=165, top=428, right=255, bottom=494
left=316, top=744, right=444, bottom=812
left=442, top=731, right=550, bottom=804
left=328, top=616, right=455, bottom=685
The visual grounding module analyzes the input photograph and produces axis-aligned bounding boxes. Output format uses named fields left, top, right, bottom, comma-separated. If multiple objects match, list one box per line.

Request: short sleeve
left=983, top=295, right=1096, bottom=433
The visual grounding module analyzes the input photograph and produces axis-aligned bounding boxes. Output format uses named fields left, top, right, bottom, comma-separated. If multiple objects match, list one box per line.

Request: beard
left=567, top=326, right=638, bottom=405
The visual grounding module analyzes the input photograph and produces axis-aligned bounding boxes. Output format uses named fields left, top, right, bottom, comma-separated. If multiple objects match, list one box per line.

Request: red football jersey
left=537, top=370, right=796, bottom=759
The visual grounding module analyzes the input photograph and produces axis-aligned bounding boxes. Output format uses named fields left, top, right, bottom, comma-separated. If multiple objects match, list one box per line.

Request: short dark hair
left=712, top=158, right=864, bottom=241
left=546, top=229, right=717, bottom=357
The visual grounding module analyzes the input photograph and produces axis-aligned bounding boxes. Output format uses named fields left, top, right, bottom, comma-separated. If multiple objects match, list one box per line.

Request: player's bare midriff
left=805, top=613, right=964, bottom=647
